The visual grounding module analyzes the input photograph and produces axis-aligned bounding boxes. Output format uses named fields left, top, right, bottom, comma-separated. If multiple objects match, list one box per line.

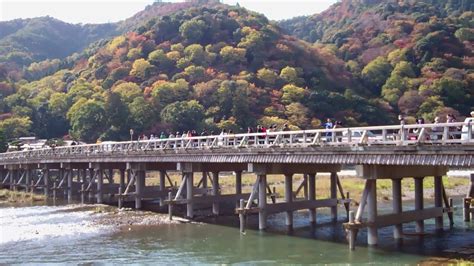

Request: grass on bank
left=0, top=189, right=46, bottom=203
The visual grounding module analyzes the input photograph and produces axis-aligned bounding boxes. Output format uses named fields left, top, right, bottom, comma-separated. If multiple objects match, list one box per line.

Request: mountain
left=0, top=17, right=118, bottom=67
left=0, top=4, right=390, bottom=142
left=279, top=0, right=474, bottom=121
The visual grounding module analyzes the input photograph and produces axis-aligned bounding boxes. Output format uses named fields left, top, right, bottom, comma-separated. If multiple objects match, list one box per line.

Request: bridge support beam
left=308, top=173, right=316, bottom=224
left=285, top=174, right=293, bottom=229
left=367, top=179, right=378, bottom=245
left=258, top=174, right=267, bottom=230
left=97, top=169, right=103, bottom=204
left=212, top=172, right=219, bottom=216
left=434, top=176, right=443, bottom=231
left=392, top=178, right=403, bottom=239
left=414, top=177, right=424, bottom=233
left=235, top=171, right=242, bottom=195
left=468, top=173, right=474, bottom=198
left=330, top=172, right=338, bottom=222
left=186, top=172, right=194, bottom=218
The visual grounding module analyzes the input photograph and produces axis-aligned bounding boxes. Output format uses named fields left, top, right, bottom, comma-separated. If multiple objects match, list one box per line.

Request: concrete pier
left=258, top=174, right=267, bottom=230
left=414, top=177, right=424, bottom=233
left=285, top=174, right=293, bottom=229
left=392, top=178, right=402, bottom=239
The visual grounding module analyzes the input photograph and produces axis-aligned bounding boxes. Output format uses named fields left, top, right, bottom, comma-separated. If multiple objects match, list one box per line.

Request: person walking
left=324, top=118, right=333, bottom=141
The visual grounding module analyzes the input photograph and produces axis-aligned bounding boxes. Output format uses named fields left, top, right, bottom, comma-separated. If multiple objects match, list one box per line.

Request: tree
left=151, top=79, right=189, bottom=108
left=112, top=82, right=142, bottom=103
left=280, top=66, right=303, bottom=85
left=361, top=56, right=392, bottom=95
left=219, top=46, right=247, bottom=65
left=179, top=19, right=207, bottom=43
left=184, top=44, right=206, bottom=64
left=281, top=84, right=307, bottom=104
left=0, top=116, right=32, bottom=140
left=129, top=96, right=154, bottom=133
left=0, top=129, right=7, bottom=152
left=285, top=102, right=310, bottom=129
left=148, top=49, right=173, bottom=69
left=455, top=28, right=474, bottom=42
left=257, top=68, right=278, bottom=87
left=130, top=59, right=153, bottom=80
left=103, top=92, right=130, bottom=140
left=160, top=100, right=204, bottom=132
left=67, top=99, right=106, bottom=142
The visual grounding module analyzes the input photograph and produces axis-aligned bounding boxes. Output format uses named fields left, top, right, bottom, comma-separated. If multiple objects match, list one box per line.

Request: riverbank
left=0, top=189, right=46, bottom=204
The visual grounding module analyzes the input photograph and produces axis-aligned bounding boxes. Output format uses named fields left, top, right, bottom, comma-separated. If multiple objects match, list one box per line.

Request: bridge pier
left=308, top=173, right=316, bottom=225
left=414, top=177, right=424, bottom=233
left=346, top=165, right=448, bottom=249
left=392, top=178, right=403, bottom=240
left=212, top=171, right=219, bottom=216
left=330, top=172, right=338, bottom=222
left=285, top=174, right=293, bottom=229
left=235, top=171, right=242, bottom=195
left=434, top=176, right=443, bottom=231
left=258, top=174, right=267, bottom=230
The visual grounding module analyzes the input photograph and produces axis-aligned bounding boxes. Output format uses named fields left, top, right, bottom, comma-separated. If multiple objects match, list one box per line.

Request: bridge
left=1, top=121, right=474, bottom=249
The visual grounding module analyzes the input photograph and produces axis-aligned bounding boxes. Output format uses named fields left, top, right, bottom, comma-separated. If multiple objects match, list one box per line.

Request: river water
left=0, top=199, right=473, bottom=264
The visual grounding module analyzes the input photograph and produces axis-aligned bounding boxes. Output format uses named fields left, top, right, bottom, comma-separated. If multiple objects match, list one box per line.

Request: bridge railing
left=0, top=121, right=472, bottom=161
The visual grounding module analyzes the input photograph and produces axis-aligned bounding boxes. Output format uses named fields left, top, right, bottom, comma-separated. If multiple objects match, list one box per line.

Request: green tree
left=280, top=66, right=303, bottom=85
left=219, top=46, right=247, bottom=65
left=361, top=56, right=392, bottom=95
left=179, top=19, right=207, bottom=43
left=160, top=100, right=204, bottom=132
left=129, top=96, right=154, bottom=132
left=0, top=129, right=7, bottom=152
left=130, top=59, right=153, bottom=80
left=112, top=82, right=142, bottom=103
left=0, top=116, right=32, bottom=140
left=285, top=102, right=310, bottom=129
left=257, top=68, right=278, bottom=87
left=148, top=49, right=173, bottom=69
left=184, top=44, right=206, bottom=64
left=151, top=79, right=189, bottom=108
left=281, top=84, right=307, bottom=104
left=67, top=99, right=106, bottom=142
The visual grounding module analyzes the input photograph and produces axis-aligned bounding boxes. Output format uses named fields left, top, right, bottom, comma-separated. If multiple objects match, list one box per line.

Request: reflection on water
left=0, top=201, right=472, bottom=264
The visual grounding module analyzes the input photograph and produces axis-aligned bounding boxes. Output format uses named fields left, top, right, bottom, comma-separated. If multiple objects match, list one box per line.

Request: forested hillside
left=280, top=0, right=474, bottom=122
left=0, top=4, right=391, bottom=142
left=0, top=17, right=118, bottom=68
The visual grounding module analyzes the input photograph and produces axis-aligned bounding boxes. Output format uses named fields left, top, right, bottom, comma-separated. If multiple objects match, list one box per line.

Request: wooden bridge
left=1, top=121, right=474, bottom=249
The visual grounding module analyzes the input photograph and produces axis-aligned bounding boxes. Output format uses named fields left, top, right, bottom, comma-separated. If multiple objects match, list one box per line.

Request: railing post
left=468, top=120, right=472, bottom=141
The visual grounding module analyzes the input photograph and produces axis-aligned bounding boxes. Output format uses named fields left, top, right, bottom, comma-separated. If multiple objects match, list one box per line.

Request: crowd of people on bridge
left=131, top=111, right=473, bottom=144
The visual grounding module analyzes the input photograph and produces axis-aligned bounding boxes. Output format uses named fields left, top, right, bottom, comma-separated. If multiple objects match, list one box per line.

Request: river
left=0, top=199, right=473, bottom=264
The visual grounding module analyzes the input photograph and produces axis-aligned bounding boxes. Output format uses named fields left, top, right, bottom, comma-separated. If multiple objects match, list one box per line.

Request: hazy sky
left=0, top=0, right=337, bottom=24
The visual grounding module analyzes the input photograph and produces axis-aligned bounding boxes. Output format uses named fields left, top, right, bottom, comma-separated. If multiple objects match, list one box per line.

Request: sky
left=0, top=0, right=337, bottom=24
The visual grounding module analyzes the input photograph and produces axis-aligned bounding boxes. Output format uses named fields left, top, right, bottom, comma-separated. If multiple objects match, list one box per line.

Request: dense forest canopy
left=279, top=0, right=473, bottom=122
left=0, top=0, right=472, bottom=144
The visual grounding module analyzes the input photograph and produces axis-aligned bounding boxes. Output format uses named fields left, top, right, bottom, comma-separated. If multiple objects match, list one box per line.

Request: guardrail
left=1, top=122, right=473, bottom=161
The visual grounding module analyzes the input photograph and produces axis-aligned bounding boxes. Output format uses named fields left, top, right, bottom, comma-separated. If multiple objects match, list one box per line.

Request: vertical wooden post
left=258, top=174, right=267, bottom=230
left=67, top=169, right=73, bottom=203
left=118, top=186, right=123, bottom=209
left=392, top=178, right=403, bottom=239
left=284, top=173, right=293, bottom=229
left=25, top=169, right=31, bottom=192
left=120, top=169, right=125, bottom=192
left=159, top=170, right=166, bottom=191
left=330, top=172, right=338, bottom=222
left=303, top=174, right=308, bottom=200
left=434, top=176, right=443, bottom=231
left=367, top=179, right=378, bottom=245
left=80, top=184, right=85, bottom=204
left=168, top=192, right=173, bottom=221
left=186, top=172, right=194, bottom=218
left=53, top=181, right=57, bottom=200
left=212, top=172, right=220, bottom=215
left=201, top=171, right=207, bottom=190
left=235, top=171, right=242, bottom=195
left=468, top=173, right=474, bottom=198
left=135, top=170, right=145, bottom=209
left=108, top=169, right=114, bottom=184
left=43, top=169, right=49, bottom=197
left=414, top=177, right=424, bottom=232
left=348, top=211, right=356, bottom=250
left=239, top=199, right=245, bottom=233
left=9, top=169, right=14, bottom=190
left=97, top=169, right=103, bottom=204
left=464, top=197, right=471, bottom=222
left=308, top=173, right=316, bottom=224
